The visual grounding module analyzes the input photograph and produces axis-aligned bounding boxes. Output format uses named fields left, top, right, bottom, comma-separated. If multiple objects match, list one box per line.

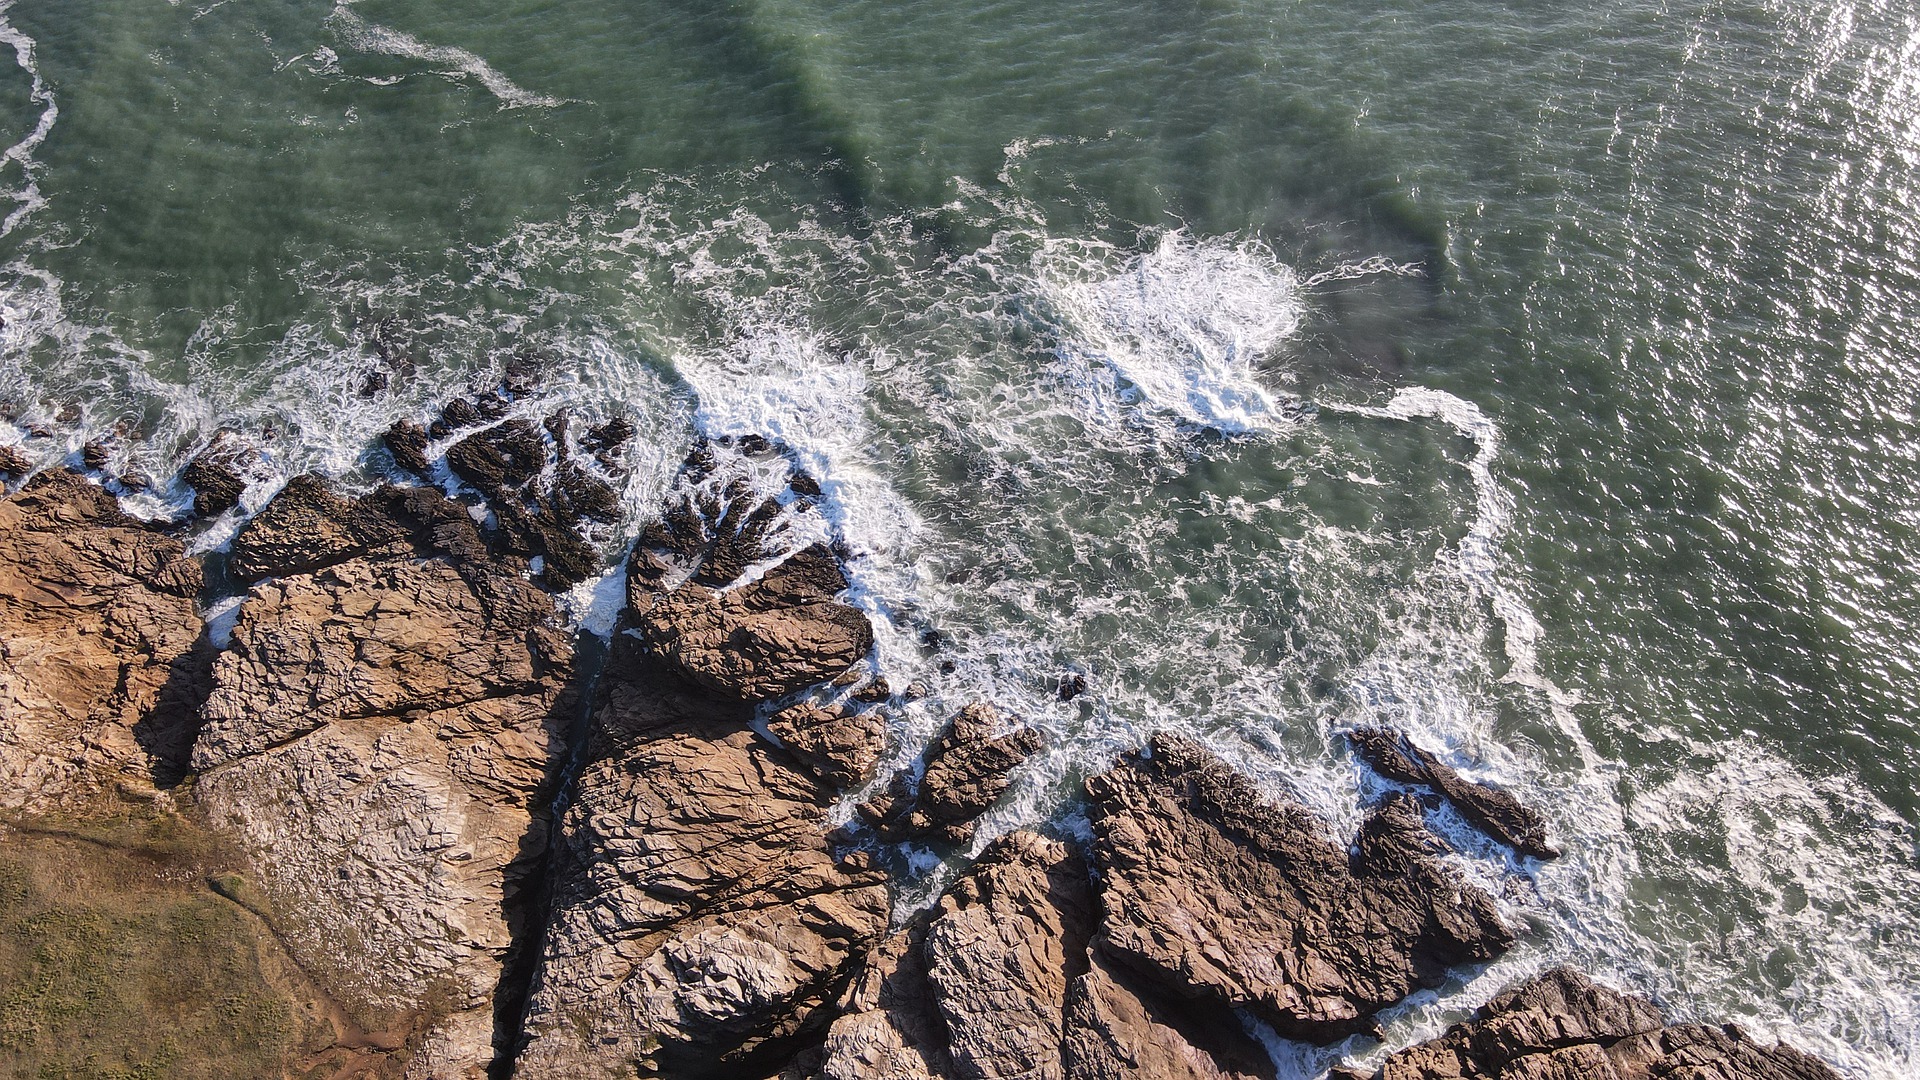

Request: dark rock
left=0, top=444, right=29, bottom=476
left=381, top=418, right=432, bottom=476
left=768, top=702, right=885, bottom=789
left=1085, top=733, right=1514, bottom=1043
left=1333, top=966, right=1843, bottom=1080
left=1058, top=673, right=1088, bottom=702
left=852, top=677, right=892, bottom=704
left=81, top=438, right=111, bottom=471
left=446, top=418, right=546, bottom=500
left=1348, top=727, right=1560, bottom=860
left=181, top=433, right=254, bottom=517
left=226, top=474, right=494, bottom=583
left=438, top=396, right=482, bottom=433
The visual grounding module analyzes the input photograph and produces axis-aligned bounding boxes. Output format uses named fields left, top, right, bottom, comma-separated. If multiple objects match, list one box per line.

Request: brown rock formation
left=192, top=477, right=575, bottom=1076
left=513, top=643, right=892, bottom=1080
left=859, top=703, right=1044, bottom=845
left=1334, top=966, right=1843, bottom=1080
left=1086, top=733, right=1514, bottom=1043
left=1348, top=727, right=1560, bottom=860
left=820, top=830, right=1274, bottom=1080
left=180, top=431, right=257, bottom=518
left=769, top=701, right=886, bottom=789
left=0, top=468, right=208, bottom=809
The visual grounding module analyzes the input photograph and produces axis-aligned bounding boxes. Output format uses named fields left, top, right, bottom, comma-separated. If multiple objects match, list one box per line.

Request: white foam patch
left=326, top=3, right=567, bottom=110
left=0, top=1, right=56, bottom=239
left=1037, top=230, right=1304, bottom=434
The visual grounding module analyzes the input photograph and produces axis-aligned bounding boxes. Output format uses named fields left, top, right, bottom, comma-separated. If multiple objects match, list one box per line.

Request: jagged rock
left=447, top=418, right=546, bottom=501
left=383, top=418, right=432, bottom=475
left=81, top=437, right=112, bottom=471
left=821, top=831, right=1274, bottom=1080
left=1348, top=727, right=1560, bottom=860
left=768, top=702, right=885, bottom=789
left=860, top=703, right=1043, bottom=845
left=0, top=469, right=207, bottom=809
left=1333, top=966, right=1843, bottom=1080
left=0, top=443, right=31, bottom=477
left=181, top=431, right=256, bottom=517
left=193, top=479, right=575, bottom=1077
left=1085, top=733, right=1514, bottom=1043
left=515, top=643, right=891, bottom=1080
left=635, top=543, right=873, bottom=702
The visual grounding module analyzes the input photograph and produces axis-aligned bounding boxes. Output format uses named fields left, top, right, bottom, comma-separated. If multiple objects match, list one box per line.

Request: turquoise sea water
left=0, top=1, right=1916, bottom=1075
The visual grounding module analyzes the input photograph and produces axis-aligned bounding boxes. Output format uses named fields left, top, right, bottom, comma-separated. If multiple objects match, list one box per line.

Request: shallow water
left=1, top=0, right=1917, bottom=1075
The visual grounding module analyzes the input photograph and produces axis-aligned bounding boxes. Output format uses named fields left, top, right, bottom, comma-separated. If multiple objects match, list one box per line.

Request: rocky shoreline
left=0, top=396, right=1847, bottom=1080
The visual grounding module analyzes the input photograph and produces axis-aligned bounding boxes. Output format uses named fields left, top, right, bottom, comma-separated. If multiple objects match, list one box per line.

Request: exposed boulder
left=0, top=443, right=29, bottom=477
left=1333, top=966, right=1843, bottom=1080
left=0, top=468, right=208, bottom=809
left=514, top=642, right=891, bottom=1080
left=383, top=417, right=432, bottom=475
left=180, top=431, right=257, bottom=518
left=193, top=478, right=576, bottom=1077
left=768, top=701, right=886, bottom=789
left=1085, top=733, right=1514, bottom=1043
left=1348, top=727, right=1560, bottom=860
left=859, top=703, right=1044, bottom=846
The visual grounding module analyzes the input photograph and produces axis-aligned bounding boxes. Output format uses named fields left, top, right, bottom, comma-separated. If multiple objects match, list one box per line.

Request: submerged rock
left=1085, top=733, right=1514, bottom=1043
left=0, top=468, right=208, bottom=808
left=1348, top=727, right=1560, bottom=860
left=193, top=477, right=576, bottom=1076
left=1332, top=966, right=1843, bottom=1080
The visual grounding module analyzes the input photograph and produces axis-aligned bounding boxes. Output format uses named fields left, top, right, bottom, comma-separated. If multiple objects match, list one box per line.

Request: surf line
left=0, top=1, right=58, bottom=238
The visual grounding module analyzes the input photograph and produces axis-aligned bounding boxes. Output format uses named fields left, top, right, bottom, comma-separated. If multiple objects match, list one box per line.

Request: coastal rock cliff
left=0, top=468, right=207, bottom=809
left=191, top=477, right=576, bottom=1076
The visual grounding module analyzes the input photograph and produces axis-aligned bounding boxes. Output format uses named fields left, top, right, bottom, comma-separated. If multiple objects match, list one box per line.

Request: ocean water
left=1, top=0, right=1916, bottom=1075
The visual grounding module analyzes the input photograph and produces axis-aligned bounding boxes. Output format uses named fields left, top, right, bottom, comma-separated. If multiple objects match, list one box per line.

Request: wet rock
left=0, top=469, right=207, bottom=809
left=447, top=418, right=546, bottom=501
left=382, top=418, right=432, bottom=476
left=1348, top=727, right=1560, bottom=860
left=181, top=432, right=256, bottom=518
left=0, top=444, right=30, bottom=477
left=515, top=643, right=891, bottom=1080
left=193, top=480, right=575, bottom=1076
left=768, top=702, right=885, bottom=789
left=81, top=437, right=112, bottom=471
left=860, top=703, right=1044, bottom=845
left=1085, top=733, right=1514, bottom=1043
left=1332, top=966, right=1843, bottom=1080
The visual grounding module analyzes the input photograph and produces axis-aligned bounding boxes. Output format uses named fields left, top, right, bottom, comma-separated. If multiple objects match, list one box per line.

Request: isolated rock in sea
left=1086, top=733, right=1514, bottom=1043
left=515, top=641, right=891, bottom=1080
left=0, top=443, right=29, bottom=477
left=0, top=468, right=208, bottom=809
left=180, top=430, right=257, bottom=517
left=193, top=477, right=575, bottom=1076
left=1348, top=727, right=1560, bottom=860
left=860, top=703, right=1045, bottom=845
left=1332, top=966, right=1844, bottom=1080
left=820, top=830, right=1275, bottom=1080
left=768, top=701, right=886, bottom=789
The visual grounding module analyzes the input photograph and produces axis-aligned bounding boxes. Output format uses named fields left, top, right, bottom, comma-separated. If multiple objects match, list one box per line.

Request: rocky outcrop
left=820, top=830, right=1275, bottom=1080
left=0, top=468, right=208, bottom=809
left=1348, top=727, right=1560, bottom=861
left=513, top=643, right=892, bottom=1080
left=180, top=430, right=259, bottom=518
left=769, top=701, right=886, bottom=789
left=192, top=477, right=576, bottom=1076
left=1086, top=733, right=1514, bottom=1043
left=859, top=703, right=1044, bottom=845
left=1333, top=966, right=1843, bottom=1080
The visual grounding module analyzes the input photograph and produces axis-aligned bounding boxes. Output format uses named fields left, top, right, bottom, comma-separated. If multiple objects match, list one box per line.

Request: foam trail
left=326, top=3, right=567, bottom=110
left=0, top=2, right=55, bottom=238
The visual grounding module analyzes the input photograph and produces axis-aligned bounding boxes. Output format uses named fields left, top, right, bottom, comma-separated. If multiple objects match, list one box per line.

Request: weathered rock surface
left=1334, top=966, right=1843, bottom=1080
left=180, top=431, right=257, bottom=517
left=769, top=701, right=886, bottom=789
left=1086, top=733, right=1515, bottom=1043
left=1349, top=727, right=1560, bottom=861
left=859, top=703, right=1044, bottom=845
left=0, top=468, right=208, bottom=809
left=193, top=477, right=575, bottom=1076
left=514, top=643, right=892, bottom=1080
left=820, top=830, right=1274, bottom=1080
